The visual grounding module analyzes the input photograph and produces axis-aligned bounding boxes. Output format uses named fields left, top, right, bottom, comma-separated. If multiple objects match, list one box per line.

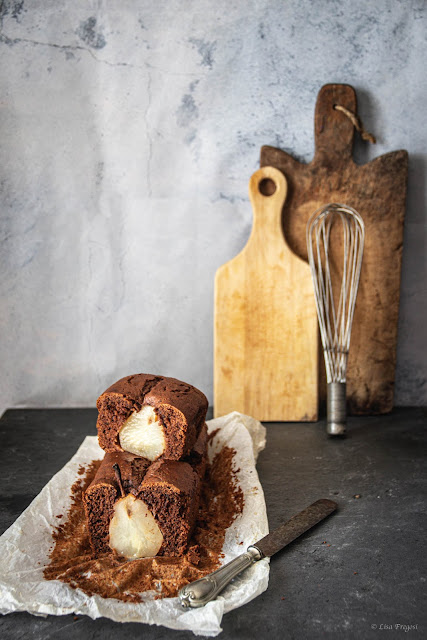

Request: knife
left=178, top=498, right=337, bottom=608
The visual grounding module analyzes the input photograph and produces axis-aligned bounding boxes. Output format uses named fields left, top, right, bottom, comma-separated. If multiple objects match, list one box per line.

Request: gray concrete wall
left=1, top=0, right=425, bottom=413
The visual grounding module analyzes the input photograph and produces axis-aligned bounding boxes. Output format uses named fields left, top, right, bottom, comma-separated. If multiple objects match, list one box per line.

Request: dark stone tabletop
left=0, top=407, right=426, bottom=639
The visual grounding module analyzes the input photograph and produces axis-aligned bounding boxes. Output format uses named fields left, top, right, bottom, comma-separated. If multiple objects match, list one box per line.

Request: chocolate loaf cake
left=96, top=374, right=208, bottom=462
left=84, top=424, right=208, bottom=558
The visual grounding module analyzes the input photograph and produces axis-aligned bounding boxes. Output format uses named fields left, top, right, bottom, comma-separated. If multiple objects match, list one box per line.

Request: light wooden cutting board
left=261, top=84, right=408, bottom=415
left=214, top=166, right=318, bottom=421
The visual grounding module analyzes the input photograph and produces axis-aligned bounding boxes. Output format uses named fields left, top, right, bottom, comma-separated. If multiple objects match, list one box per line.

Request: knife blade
left=178, top=498, right=337, bottom=608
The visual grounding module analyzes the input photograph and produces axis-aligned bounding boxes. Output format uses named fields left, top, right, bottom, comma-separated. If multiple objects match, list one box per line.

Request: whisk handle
left=327, top=382, right=347, bottom=436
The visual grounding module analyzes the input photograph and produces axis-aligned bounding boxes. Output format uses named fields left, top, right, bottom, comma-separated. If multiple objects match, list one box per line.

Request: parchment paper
left=0, top=411, right=269, bottom=636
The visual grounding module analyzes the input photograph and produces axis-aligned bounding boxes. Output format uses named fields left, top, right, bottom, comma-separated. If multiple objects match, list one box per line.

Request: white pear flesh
left=109, top=494, right=164, bottom=558
left=119, top=406, right=166, bottom=461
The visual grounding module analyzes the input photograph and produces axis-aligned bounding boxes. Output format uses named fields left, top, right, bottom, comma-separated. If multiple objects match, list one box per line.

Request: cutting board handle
left=314, top=83, right=357, bottom=164
left=214, top=163, right=318, bottom=421
left=248, top=166, right=288, bottom=242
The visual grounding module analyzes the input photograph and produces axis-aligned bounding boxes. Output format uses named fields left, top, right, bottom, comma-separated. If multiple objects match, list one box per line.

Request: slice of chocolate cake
left=84, top=424, right=208, bottom=558
left=96, top=374, right=208, bottom=462
left=136, top=458, right=201, bottom=557
left=83, top=451, right=152, bottom=557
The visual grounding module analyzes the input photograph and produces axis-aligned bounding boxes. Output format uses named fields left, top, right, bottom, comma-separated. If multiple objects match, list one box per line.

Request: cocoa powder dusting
left=44, top=446, right=244, bottom=602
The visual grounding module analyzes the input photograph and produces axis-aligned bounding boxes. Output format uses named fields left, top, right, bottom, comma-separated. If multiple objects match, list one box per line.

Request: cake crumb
left=186, top=545, right=201, bottom=566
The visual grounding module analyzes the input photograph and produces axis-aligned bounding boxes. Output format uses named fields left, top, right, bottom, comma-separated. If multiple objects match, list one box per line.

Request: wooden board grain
left=261, top=84, right=408, bottom=415
left=214, top=166, right=318, bottom=421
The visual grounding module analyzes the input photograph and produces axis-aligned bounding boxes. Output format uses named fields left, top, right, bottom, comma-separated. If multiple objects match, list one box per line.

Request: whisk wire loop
left=306, top=203, right=365, bottom=385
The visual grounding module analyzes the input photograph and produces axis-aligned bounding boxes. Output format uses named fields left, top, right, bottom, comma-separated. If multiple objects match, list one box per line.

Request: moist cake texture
left=96, top=374, right=208, bottom=460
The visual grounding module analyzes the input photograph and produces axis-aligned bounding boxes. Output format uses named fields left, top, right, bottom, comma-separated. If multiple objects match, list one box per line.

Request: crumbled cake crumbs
left=44, top=446, right=244, bottom=602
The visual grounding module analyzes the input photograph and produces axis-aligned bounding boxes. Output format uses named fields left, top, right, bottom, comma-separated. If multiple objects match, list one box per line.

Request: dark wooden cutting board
left=261, top=83, right=408, bottom=415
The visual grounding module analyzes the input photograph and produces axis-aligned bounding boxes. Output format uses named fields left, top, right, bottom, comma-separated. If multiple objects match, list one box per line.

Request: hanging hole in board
left=258, top=178, right=276, bottom=196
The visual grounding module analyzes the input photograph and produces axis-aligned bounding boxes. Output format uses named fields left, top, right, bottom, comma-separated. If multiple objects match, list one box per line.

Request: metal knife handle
left=178, top=546, right=262, bottom=608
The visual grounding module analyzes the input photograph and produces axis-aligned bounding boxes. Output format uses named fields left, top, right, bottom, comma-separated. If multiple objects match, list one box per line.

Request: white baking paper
left=0, top=411, right=269, bottom=636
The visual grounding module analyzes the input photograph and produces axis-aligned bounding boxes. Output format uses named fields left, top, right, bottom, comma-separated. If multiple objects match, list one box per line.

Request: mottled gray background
left=0, top=0, right=426, bottom=414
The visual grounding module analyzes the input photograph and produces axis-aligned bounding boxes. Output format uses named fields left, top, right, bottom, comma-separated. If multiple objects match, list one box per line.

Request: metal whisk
left=306, top=203, right=365, bottom=436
